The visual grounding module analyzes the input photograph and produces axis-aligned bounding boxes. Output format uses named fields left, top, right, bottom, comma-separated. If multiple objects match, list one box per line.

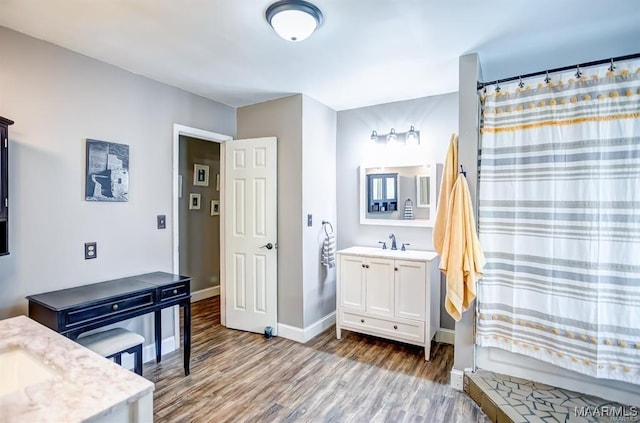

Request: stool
left=78, top=328, right=145, bottom=376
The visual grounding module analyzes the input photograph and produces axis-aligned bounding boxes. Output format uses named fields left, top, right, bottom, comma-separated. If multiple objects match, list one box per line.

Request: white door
left=223, top=137, right=277, bottom=334
left=338, top=254, right=366, bottom=310
left=365, top=257, right=394, bottom=317
left=394, top=260, right=426, bottom=320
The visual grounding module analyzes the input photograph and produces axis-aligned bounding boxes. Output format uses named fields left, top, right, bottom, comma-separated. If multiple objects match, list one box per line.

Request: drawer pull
left=360, top=319, right=365, bottom=323
left=173, top=289, right=178, bottom=295
left=393, top=325, right=398, bottom=330
left=112, top=303, right=119, bottom=311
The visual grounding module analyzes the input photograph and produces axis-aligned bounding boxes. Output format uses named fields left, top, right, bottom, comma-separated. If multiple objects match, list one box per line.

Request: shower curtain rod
left=477, top=52, right=640, bottom=90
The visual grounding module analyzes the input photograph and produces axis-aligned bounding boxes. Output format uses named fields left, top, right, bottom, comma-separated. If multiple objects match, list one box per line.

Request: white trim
left=435, top=328, right=455, bottom=345
left=450, top=368, right=464, bottom=391
left=277, top=312, right=336, bottom=344
left=172, top=123, right=232, bottom=339
left=120, top=336, right=176, bottom=369
left=191, top=286, right=220, bottom=302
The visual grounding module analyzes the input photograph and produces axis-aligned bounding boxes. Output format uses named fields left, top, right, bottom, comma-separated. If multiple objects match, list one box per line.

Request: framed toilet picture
left=211, top=200, right=220, bottom=216
left=193, top=164, right=209, bottom=186
left=189, top=193, right=201, bottom=210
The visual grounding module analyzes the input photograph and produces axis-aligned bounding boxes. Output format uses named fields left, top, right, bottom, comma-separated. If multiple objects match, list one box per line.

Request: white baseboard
left=435, top=328, right=455, bottom=345
left=191, top=286, right=220, bottom=302
left=277, top=312, right=336, bottom=344
left=120, top=336, right=177, bottom=370
left=450, top=368, right=464, bottom=391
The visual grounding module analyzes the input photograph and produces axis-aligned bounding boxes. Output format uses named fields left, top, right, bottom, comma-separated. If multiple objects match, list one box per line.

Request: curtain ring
left=544, top=71, right=551, bottom=84
left=609, top=58, right=616, bottom=72
left=495, top=81, right=501, bottom=93
left=575, top=65, right=582, bottom=79
left=518, top=76, right=524, bottom=88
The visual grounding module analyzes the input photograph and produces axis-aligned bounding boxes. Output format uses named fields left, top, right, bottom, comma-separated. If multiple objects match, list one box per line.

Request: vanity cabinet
left=336, top=246, right=440, bottom=360
left=0, top=116, right=13, bottom=256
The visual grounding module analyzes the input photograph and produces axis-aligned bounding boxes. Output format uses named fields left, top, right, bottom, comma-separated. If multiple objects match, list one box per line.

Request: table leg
left=183, top=300, right=191, bottom=376
left=154, top=309, right=162, bottom=363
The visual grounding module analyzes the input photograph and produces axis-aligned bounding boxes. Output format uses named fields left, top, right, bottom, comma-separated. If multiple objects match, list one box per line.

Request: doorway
left=172, top=124, right=232, bottom=336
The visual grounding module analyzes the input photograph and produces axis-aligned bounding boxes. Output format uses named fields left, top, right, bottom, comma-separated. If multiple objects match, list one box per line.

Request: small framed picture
left=193, top=164, right=209, bottom=186
left=211, top=200, right=220, bottom=216
left=189, top=193, right=201, bottom=210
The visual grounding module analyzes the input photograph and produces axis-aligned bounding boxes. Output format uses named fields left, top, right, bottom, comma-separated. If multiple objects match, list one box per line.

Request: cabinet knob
left=173, top=289, right=178, bottom=295
left=112, top=303, right=119, bottom=311
left=361, top=264, right=365, bottom=268
left=366, top=265, right=370, bottom=269
left=360, top=319, right=365, bottom=323
left=394, top=267, right=398, bottom=271
left=393, top=325, right=398, bottom=330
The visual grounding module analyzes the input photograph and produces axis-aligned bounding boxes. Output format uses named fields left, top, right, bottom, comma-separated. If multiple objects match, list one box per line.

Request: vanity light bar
left=370, top=126, right=420, bottom=145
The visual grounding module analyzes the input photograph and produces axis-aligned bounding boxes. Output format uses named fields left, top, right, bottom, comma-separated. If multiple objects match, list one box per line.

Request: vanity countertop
left=0, top=315, right=154, bottom=423
left=337, top=246, right=438, bottom=261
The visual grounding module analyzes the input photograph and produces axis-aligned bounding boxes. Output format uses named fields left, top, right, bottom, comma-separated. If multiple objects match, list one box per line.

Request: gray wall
left=179, top=136, right=221, bottom=292
left=336, top=93, right=458, bottom=330
left=301, top=95, right=337, bottom=327
left=0, top=27, right=235, bottom=348
left=236, top=94, right=338, bottom=330
left=236, top=95, right=304, bottom=328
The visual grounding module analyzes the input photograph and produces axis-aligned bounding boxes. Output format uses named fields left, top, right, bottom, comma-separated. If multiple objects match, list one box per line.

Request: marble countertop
left=337, top=246, right=439, bottom=261
left=0, top=315, right=154, bottom=423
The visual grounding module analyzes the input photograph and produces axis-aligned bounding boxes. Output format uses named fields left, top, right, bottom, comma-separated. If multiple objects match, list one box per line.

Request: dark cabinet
left=367, top=173, right=398, bottom=213
left=0, top=116, right=13, bottom=256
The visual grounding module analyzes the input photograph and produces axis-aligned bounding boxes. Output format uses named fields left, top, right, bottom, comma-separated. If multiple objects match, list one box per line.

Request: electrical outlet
left=157, top=214, right=166, bottom=229
left=450, top=369, right=464, bottom=391
left=84, top=242, right=97, bottom=260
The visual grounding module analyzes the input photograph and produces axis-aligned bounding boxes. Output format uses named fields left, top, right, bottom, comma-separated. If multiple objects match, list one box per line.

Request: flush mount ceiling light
left=265, top=0, right=323, bottom=42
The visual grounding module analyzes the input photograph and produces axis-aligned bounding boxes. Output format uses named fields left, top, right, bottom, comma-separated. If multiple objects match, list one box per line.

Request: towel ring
left=322, top=220, right=334, bottom=236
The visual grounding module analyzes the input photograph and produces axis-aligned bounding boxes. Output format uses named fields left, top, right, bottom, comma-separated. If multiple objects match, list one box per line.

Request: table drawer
left=340, top=310, right=425, bottom=343
left=160, top=282, right=189, bottom=301
left=66, top=292, right=155, bottom=327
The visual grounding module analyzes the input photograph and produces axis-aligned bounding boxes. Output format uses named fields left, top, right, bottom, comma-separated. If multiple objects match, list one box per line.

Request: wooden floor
left=144, top=297, right=488, bottom=423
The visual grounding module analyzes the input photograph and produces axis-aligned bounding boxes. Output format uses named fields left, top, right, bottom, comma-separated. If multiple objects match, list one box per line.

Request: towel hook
left=459, top=165, right=467, bottom=177
left=322, top=220, right=333, bottom=236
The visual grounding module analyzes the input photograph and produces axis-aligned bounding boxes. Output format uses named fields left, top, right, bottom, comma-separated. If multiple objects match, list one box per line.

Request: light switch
left=157, top=215, right=166, bottom=229
left=307, top=214, right=312, bottom=227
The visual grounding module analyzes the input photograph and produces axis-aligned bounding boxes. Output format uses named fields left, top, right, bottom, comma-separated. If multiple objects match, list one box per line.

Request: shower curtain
left=476, top=58, right=640, bottom=384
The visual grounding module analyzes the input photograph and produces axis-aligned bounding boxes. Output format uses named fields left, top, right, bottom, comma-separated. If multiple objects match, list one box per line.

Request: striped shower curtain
left=476, top=59, right=640, bottom=384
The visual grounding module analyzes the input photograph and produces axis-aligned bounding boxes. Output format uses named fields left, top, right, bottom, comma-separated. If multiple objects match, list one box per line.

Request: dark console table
left=26, top=271, right=192, bottom=375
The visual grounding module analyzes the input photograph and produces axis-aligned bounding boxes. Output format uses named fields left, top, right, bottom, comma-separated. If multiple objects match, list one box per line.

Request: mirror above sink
left=359, top=162, right=439, bottom=227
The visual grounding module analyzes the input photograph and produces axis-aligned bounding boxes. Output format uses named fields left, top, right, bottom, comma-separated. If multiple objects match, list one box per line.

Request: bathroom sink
left=337, top=246, right=438, bottom=261
left=0, top=347, right=60, bottom=397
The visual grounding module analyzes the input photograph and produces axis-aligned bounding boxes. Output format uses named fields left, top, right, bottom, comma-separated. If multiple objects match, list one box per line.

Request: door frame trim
left=172, top=124, right=232, bottom=337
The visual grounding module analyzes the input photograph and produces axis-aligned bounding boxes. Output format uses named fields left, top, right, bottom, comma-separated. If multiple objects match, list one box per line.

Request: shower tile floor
left=466, top=369, right=638, bottom=423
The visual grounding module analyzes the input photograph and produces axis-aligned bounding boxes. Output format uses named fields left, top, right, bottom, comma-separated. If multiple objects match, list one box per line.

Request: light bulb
left=386, top=128, right=397, bottom=143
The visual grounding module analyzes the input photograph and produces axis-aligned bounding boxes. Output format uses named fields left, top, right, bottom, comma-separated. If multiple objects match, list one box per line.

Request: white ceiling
left=1, top=0, right=639, bottom=111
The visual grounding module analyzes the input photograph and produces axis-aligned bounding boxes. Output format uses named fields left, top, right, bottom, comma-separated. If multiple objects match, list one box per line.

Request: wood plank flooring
left=144, top=297, right=488, bottom=423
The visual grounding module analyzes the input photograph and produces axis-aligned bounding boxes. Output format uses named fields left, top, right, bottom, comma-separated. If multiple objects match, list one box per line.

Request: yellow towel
left=440, top=173, right=486, bottom=321
left=433, top=134, right=458, bottom=255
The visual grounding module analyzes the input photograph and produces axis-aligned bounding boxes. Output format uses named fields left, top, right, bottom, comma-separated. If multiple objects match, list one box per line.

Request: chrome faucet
left=389, top=233, right=397, bottom=250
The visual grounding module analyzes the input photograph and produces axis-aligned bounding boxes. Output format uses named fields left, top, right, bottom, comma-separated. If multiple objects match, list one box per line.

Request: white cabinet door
left=366, top=257, right=394, bottom=317
left=339, top=255, right=366, bottom=310
left=394, top=259, right=426, bottom=320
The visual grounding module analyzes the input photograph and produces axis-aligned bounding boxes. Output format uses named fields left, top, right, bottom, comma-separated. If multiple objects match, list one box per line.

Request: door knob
left=260, top=243, right=274, bottom=250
